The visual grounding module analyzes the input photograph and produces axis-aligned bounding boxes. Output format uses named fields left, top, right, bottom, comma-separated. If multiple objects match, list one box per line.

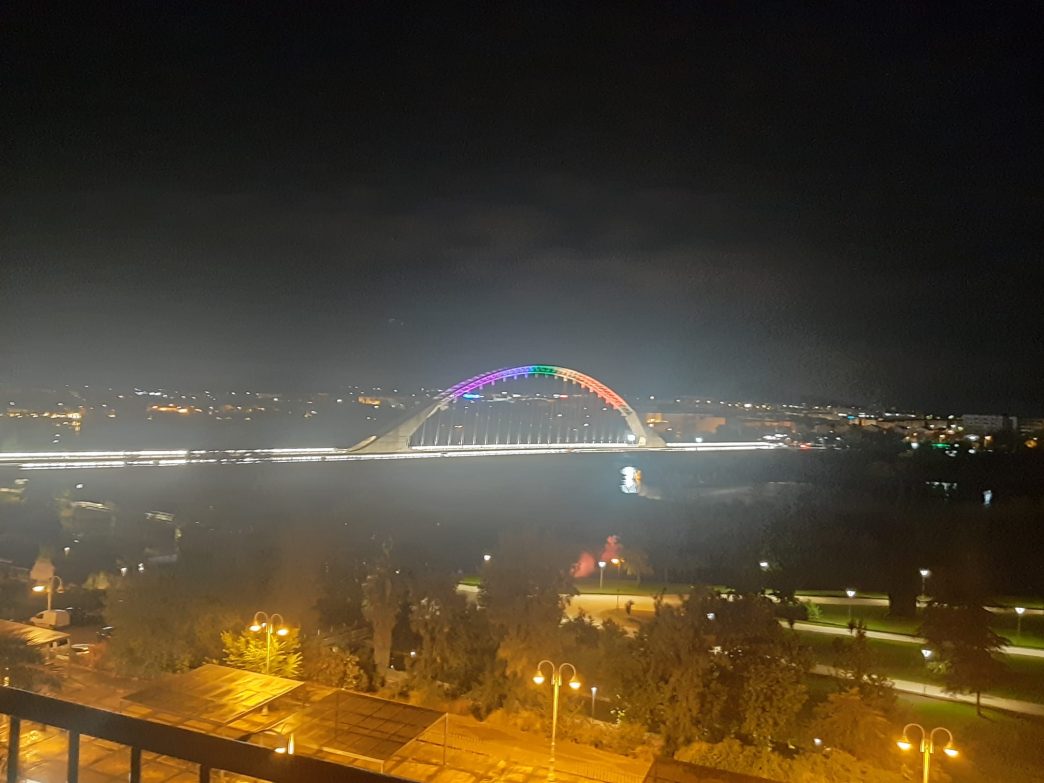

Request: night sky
left=2, top=3, right=1041, bottom=411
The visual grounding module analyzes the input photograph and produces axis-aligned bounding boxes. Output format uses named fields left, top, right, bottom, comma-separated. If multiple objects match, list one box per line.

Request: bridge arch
left=352, top=364, right=664, bottom=453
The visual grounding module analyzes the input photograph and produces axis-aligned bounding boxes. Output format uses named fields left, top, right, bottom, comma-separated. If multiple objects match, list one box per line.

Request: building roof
left=123, top=664, right=304, bottom=729
left=283, top=689, right=445, bottom=765
left=123, top=664, right=446, bottom=770
left=0, top=619, right=70, bottom=647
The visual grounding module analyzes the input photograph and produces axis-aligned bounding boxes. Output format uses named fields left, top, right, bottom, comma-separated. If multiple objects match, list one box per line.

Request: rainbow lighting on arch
left=440, top=365, right=634, bottom=413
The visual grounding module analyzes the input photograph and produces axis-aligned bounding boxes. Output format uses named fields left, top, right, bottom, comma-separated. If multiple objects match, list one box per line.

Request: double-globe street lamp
left=249, top=611, right=289, bottom=676
left=897, top=724, right=958, bottom=783
left=532, top=659, right=580, bottom=781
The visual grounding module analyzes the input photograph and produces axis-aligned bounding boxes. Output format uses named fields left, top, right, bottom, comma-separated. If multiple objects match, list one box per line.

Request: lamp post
left=897, top=724, right=958, bottom=783
left=1015, top=607, right=1026, bottom=644
left=597, top=561, right=606, bottom=590
left=611, top=558, right=623, bottom=608
left=249, top=611, right=289, bottom=676
left=845, top=588, right=857, bottom=624
left=532, top=659, right=580, bottom=781
left=590, top=685, right=598, bottom=718
left=32, top=575, right=64, bottom=612
left=919, top=568, right=931, bottom=597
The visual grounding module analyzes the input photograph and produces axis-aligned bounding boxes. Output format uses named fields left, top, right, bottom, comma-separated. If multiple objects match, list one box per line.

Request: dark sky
left=2, top=3, right=1041, bottom=411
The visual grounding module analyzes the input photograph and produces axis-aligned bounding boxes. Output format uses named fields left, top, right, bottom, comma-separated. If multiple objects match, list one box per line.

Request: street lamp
left=1015, top=606, right=1026, bottom=644
left=249, top=611, right=289, bottom=676
left=897, top=724, right=958, bottom=783
left=482, top=553, right=492, bottom=563
left=32, top=576, right=64, bottom=612
left=597, top=560, right=606, bottom=589
left=532, top=660, right=580, bottom=781
left=590, top=685, right=598, bottom=718
left=845, top=588, right=857, bottom=623
left=759, top=560, right=770, bottom=571
left=919, top=568, right=931, bottom=597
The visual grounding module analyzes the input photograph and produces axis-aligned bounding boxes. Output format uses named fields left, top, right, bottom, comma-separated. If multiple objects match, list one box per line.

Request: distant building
left=644, top=411, right=726, bottom=440
left=961, top=414, right=1018, bottom=433
left=1019, top=418, right=1044, bottom=435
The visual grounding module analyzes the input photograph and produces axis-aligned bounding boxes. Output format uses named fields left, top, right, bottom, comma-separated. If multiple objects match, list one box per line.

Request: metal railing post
left=6, top=716, right=20, bottom=783
left=130, top=746, right=142, bottom=783
left=67, top=730, right=80, bottom=783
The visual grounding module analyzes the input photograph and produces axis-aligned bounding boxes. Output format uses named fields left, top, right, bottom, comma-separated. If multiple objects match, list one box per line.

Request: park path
left=549, top=589, right=1044, bottom=660
left=810, top=664, right=1044, bottom=717
left=787, top=619, right=1044, bottom=659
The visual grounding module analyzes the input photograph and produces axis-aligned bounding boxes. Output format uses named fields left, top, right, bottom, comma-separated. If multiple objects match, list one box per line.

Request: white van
left=30, top=609, right=71, bottom=629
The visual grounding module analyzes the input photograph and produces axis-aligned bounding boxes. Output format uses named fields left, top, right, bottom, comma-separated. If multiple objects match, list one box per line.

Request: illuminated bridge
left=352, top=364, right=666, bottom=453
left=0, top=365, right=784, bottom=470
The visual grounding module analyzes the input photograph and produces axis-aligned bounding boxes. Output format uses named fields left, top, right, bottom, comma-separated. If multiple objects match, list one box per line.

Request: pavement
left=787, top=619, right=1044, bottom=660
left=810, top=664, right=1044, bottom=717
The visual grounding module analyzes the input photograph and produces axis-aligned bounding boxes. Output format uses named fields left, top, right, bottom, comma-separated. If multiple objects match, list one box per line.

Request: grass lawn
left=806, top=675, right=1044, bottom=783
left=802, top=601, right=1044, bottom=649
left=797, top=630, right=1044, bottom=704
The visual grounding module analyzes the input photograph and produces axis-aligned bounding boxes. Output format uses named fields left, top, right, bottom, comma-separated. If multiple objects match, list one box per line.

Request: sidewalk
left=810, top=664, right=1044, bottom=717
left=788, top=619, right=1044, bottom=659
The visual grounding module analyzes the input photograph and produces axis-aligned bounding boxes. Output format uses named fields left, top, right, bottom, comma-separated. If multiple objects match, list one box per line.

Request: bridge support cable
left=355, top=364, right=666, bottom=453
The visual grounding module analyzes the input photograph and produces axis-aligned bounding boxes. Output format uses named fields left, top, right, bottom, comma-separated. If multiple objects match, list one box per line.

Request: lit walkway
left=810, top=664, right=1044, bottom=717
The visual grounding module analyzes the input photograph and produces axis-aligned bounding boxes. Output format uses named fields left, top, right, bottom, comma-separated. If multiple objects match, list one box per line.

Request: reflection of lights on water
left=620, top=466, right=641, bottom=494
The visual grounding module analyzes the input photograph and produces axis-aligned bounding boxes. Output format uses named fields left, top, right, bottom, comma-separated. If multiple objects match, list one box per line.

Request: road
left=0, top=441, right=781, bottom=471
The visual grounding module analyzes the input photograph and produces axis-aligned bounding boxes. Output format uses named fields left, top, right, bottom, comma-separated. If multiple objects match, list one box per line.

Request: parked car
left=29, top=609, right=71, bottom=629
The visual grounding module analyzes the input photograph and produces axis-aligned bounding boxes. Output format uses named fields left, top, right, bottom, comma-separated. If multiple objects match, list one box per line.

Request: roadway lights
left=921, top=648, right=933, bottom=660
left=845, top=588, right=857, bottom=598
left=1015, top=606, right=1026, bottom=643
left=598, top=560, right=606, bottom=589
left=758, top=560, right=770, bottom=571
left=482, top=553, right=492, bottom=562
left=919, top=568, right=931, bottom=597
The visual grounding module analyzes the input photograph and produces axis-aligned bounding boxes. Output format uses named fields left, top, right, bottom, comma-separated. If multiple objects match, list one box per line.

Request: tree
left=104, top=571, right=239, bottom=677
left=408, top=571, right=496, bottom=696
left=362, top=541, right=406, bottom=676
left=705, top=592, right=809, bottom=744
left=0, top=637, right=57, bottom=692
left=480, top=532, right=575, bottom=677
left=920, top=602, right=1008, bottom=715
left=302, top=641, right=367, bottom=690
left=620, top=595, right=717, bottom=754
left=810, top=689, right=894, bottom=764
left=221, top=627, right=302, bottom=678
left=831, top=622, right=895, bottom=710
left=620, top=546, right=653, bottom=586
